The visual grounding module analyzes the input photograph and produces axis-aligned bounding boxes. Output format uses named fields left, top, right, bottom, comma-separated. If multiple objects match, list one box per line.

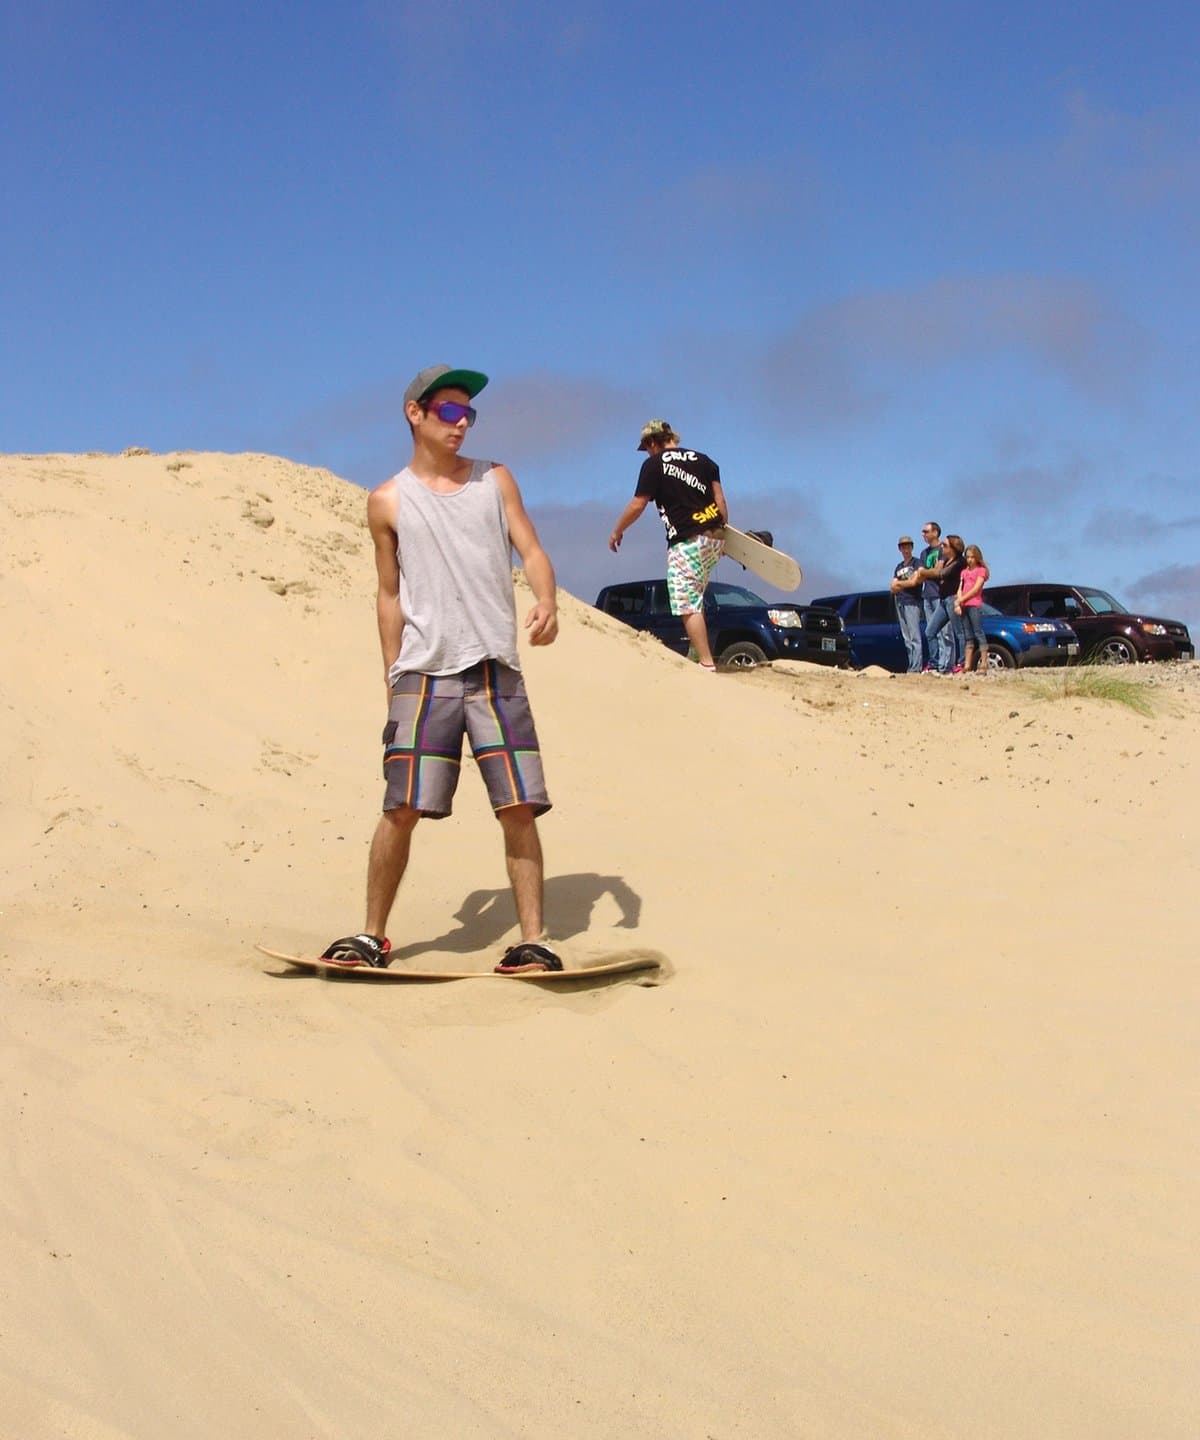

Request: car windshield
left=981, top=602, right=1002, bottom=616
left=1079, top=588, right=1127, bottom=614
left=709, top=584, right=767, bottom=609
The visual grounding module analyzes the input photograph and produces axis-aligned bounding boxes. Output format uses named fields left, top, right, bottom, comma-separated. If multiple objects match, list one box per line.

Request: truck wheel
left=986, top=644, right=1016, bottom=670
left=718, top=642, right=768, bottom=669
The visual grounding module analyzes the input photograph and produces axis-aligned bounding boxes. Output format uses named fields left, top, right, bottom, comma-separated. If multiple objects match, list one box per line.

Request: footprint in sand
left=241, top=497, right=275, bottom=529
left=262, top=577, right=316, bottom=598
left=259, top=743, right=314, bottom=777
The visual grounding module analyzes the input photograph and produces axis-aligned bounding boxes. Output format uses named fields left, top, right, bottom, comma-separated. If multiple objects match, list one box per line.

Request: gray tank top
left=388, top=458, right=521, bottom=681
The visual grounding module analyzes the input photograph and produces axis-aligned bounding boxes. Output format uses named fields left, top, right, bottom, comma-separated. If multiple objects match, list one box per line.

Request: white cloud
left=1082, top=508, right=1200, bottom=545
left=950, top=457, right=1090, bottom=513
left=474, top=373, right=640, bottom=468
left=1126, top=562, right=1200, bottom=627
left=762, top=273, right=1147, bottom=425
left=974, top=91, right=1200, bottom=216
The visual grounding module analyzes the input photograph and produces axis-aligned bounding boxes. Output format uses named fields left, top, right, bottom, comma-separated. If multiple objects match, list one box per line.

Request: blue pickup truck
left=595, top=579, right=851, bottom=668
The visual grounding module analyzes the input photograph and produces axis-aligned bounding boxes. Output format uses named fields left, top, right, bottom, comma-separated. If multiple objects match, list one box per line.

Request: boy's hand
left=526, top=601, right=559, bottom=646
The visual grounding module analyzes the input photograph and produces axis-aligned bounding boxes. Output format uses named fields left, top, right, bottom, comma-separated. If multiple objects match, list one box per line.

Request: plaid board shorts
left=382, top=660, right=551, bottom=819
left=667, top=531, right=724, bottom=615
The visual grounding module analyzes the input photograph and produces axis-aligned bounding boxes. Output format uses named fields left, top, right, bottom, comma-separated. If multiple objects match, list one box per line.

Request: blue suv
left=811, top=589, right=1080, bottom=671
left=595, top=579, right=851, bottom=668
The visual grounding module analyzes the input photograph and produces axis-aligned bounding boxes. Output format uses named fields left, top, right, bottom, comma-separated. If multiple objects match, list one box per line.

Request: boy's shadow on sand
left=389, top=873, right=642, bottom=961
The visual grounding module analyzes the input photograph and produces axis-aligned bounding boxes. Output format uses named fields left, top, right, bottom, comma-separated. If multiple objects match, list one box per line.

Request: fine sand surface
left=2, top=450, right=1197, bottom=1439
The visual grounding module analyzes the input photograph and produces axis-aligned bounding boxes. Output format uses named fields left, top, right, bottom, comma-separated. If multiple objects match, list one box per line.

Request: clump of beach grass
left=1021, top=665, right=1154, bottom=716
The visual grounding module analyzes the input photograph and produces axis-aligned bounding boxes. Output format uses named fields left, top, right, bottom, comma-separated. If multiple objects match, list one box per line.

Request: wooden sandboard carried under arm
left=256, top=945, right=663, bottom=982
left=722, top=525, right=803, bottom=591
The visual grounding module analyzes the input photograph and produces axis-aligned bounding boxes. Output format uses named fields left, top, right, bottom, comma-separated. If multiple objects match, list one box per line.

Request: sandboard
left=722, top=525, right=803, bottom=591
left=256, top=944, right=662, bottom=982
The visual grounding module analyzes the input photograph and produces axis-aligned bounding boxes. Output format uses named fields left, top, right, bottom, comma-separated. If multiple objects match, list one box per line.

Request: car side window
left=859, top=593, right=893, bottom=624
left=647, top=581, right=672, bottom=616
left=605, top=587, right=645, bottom=617
left=1030, top=591, right=1079, bottom=619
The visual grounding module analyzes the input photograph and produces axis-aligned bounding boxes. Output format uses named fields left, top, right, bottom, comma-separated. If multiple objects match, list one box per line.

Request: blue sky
left=3, top=0, right=1198, bottom=621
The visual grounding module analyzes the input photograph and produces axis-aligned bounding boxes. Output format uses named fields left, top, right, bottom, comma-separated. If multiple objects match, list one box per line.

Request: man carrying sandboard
left=607, top=418, right=728, bottom=671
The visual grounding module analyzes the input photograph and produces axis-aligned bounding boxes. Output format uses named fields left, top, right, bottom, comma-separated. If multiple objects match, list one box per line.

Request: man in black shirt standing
left=608, top=419, right=728, bottom=670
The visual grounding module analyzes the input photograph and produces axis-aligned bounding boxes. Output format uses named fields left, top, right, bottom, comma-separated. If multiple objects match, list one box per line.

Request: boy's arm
left=368, top=482, right=404, bottom=694
left=494, top=465, right=558, bottom=647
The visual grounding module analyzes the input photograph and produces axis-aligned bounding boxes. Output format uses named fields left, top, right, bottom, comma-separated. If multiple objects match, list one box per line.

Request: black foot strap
left=320, top=934, right=391, bottom=968
left=495, top=943, right=563, bottom=974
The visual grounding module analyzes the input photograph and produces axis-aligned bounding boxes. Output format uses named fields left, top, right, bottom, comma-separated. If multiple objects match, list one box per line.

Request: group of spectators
left=890, top=521, right=991, bottom=675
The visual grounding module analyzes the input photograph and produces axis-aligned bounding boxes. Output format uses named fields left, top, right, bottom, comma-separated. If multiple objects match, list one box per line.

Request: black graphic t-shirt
left=893, top=556, right=921, bottom=606
left=635, top=449, right=723, bottom=546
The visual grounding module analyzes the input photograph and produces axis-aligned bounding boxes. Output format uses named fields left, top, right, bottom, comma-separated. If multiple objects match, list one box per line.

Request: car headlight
left=1141, top=623, right=1167, bottom=636
left=1021, top=622, right=1058, bottom=633
left=768, top=609, right=803, bottom=628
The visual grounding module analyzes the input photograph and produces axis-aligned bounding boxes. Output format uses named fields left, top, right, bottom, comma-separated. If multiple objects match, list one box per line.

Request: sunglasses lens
left=432, top=401, right=475, bottom=426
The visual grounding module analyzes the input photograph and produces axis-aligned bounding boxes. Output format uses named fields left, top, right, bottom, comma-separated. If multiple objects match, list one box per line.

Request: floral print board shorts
left=666, top=531, right=725, bottom=615
left=382, top=660, right=551, bottom=818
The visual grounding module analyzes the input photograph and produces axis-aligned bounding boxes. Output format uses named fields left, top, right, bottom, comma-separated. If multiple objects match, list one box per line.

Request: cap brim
left=419, top=368, right=489, bottom=401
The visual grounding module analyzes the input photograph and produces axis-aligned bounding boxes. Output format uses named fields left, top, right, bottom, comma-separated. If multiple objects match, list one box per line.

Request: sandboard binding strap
left=320, top=934, right=392, bottom=968
left=495, top=942, right=563, bottom=974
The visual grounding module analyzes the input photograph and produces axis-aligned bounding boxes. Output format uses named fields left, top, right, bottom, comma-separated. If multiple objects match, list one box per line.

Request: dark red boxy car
left=986, top=583, right=1193, bottom=664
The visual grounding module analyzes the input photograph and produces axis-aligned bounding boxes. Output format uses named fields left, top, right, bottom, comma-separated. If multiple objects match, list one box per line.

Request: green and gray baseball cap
left=403, top=365, right=489, bottom=407
left=637, top=418, right=678, bottom=451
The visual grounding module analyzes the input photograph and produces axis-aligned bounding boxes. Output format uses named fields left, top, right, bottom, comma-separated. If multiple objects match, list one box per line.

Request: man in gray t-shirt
left=319, top=364, right=564, bottom=975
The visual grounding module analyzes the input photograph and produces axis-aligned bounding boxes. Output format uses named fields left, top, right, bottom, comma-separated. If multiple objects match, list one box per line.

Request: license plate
left=822, top=637, right=837, bottom=651
left=1182, top=649, right=1194, bottom=661
left=1067, top=643, right=1079, bottom=655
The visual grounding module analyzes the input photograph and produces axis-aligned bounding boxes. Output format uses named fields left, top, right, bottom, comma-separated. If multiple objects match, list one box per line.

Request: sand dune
left=1, top=450, right=1196, bottom=1438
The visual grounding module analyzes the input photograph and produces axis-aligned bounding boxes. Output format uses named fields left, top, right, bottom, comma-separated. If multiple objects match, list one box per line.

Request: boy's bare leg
left=497, top=804, right=545, bottom=940
left=682, top=611, right=715, bottom=667
left=365, top=806, right=420, bottom=936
